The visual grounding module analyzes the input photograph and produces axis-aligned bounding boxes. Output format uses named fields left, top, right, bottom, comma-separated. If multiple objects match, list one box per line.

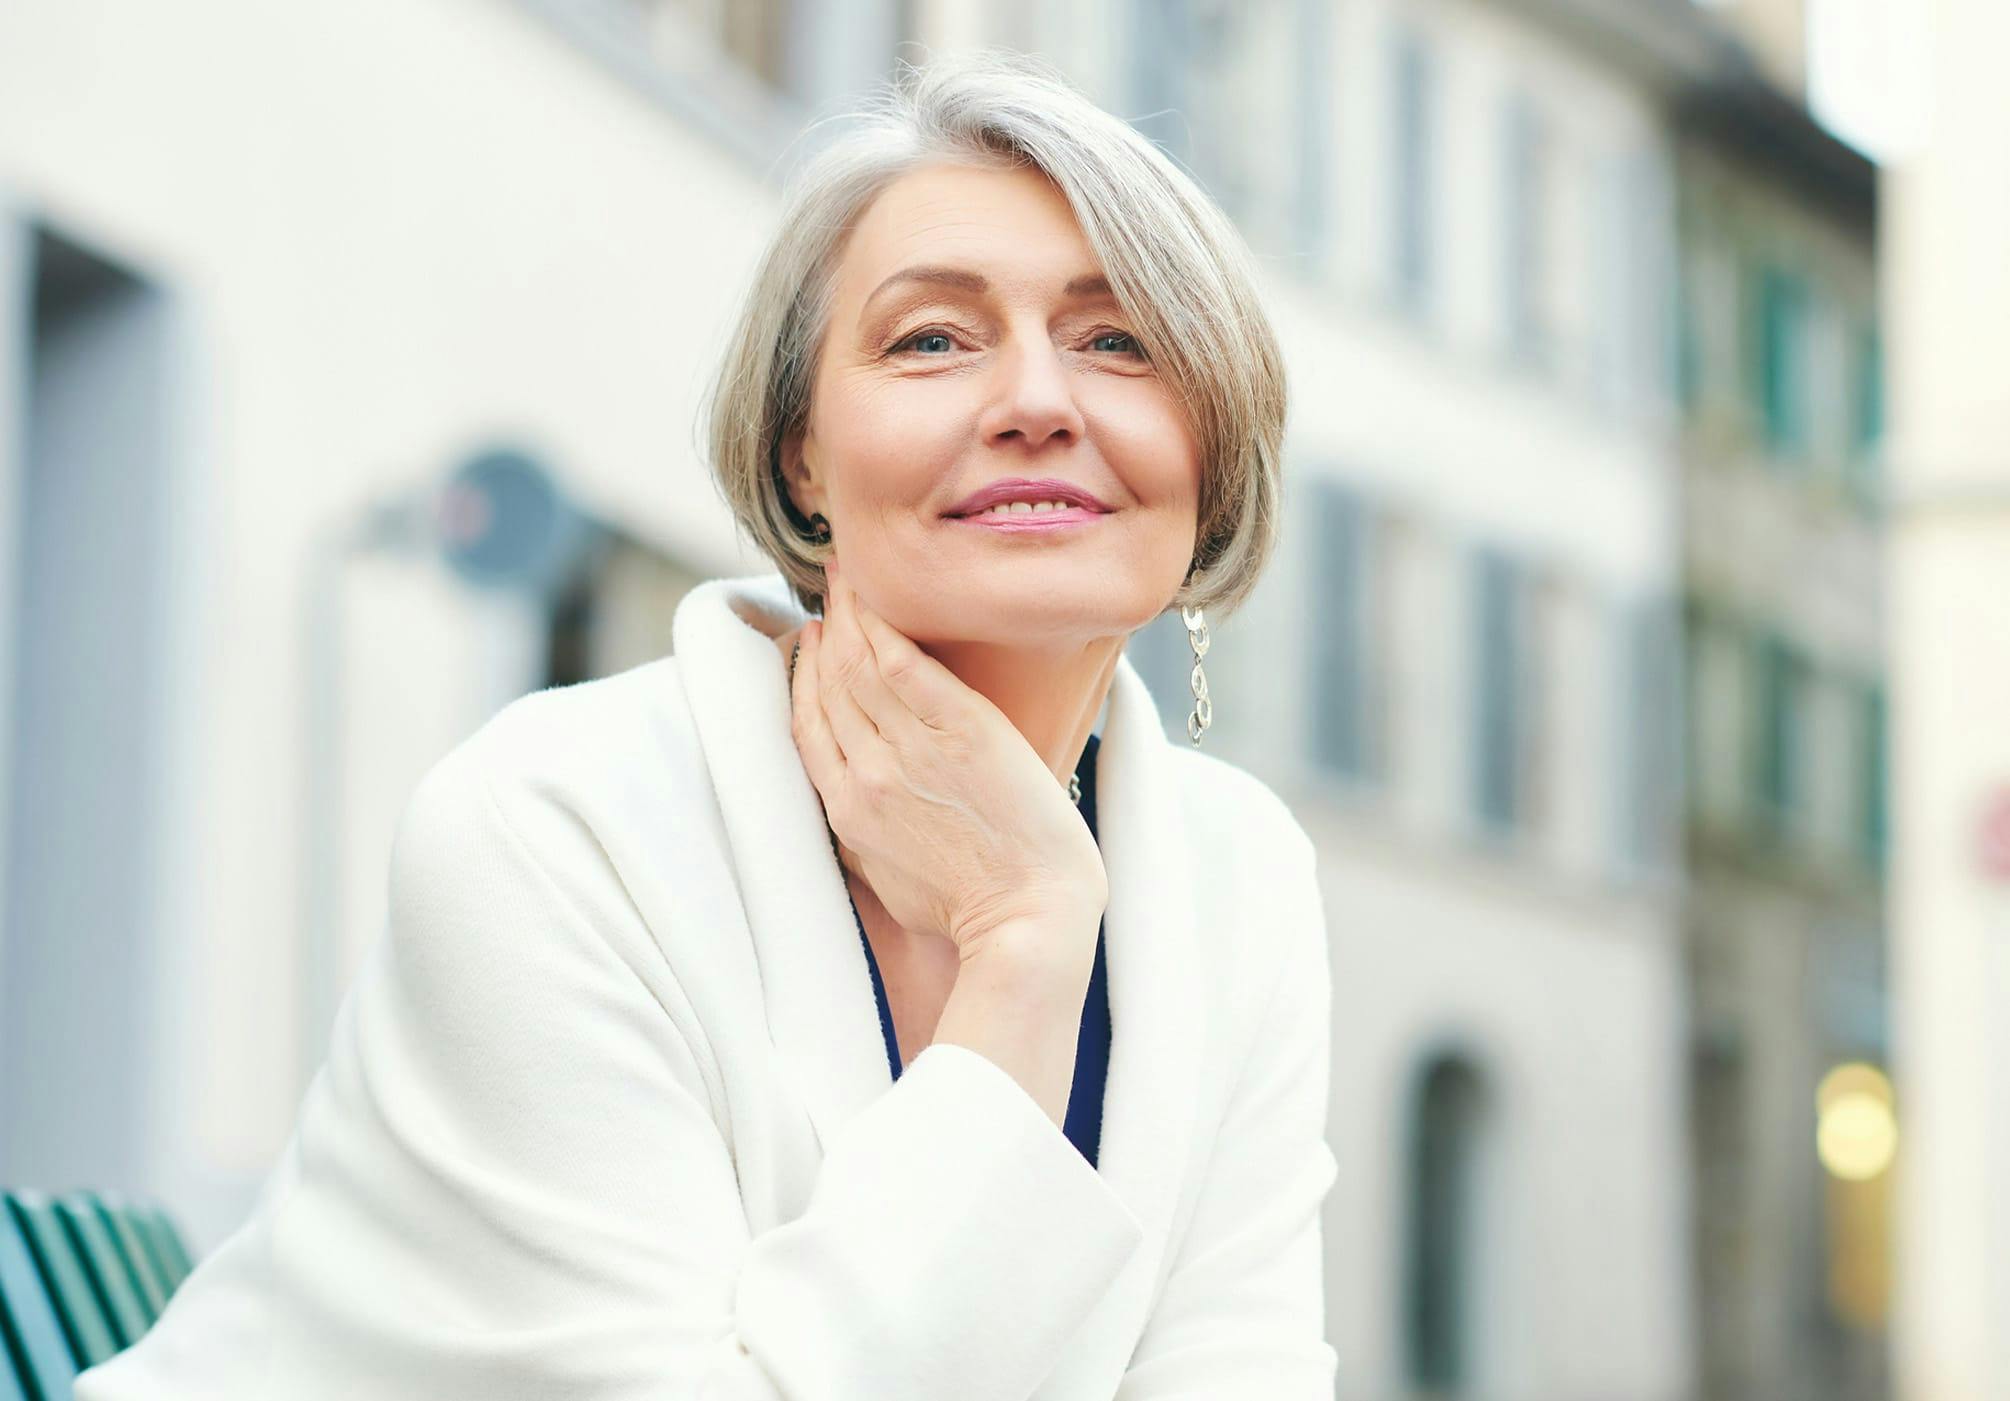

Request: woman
left=75, top=48, right=1336, bottom=1400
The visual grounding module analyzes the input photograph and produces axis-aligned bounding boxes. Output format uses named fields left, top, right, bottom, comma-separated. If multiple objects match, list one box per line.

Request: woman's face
left=782, top=161, right=1202, bottom=648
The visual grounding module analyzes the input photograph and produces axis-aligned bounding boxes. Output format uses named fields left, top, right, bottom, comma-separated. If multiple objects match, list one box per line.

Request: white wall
left=0, top=0, right=775, bottom=1242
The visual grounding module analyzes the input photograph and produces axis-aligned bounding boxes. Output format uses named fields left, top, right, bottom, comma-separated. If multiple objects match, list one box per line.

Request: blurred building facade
left=1669, top=53, right=1890, bottom=1401
left=0, top=2, right=1892, bottom=1399
left=1671, top=62, right=1889, bottom=1401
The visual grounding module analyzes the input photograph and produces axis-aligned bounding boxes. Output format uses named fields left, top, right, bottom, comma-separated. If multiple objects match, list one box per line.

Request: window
left=1860, top=683, right=1887, bottom=874
left=1751, top=630, right=1806, bottom=835
left=1853, top=324, right=1884, bottom=448
left=1294, top=0, right=1334, bottom=268
left=1310, top=479, right=1381, bottom=782
left=1620, top=149, right=1675, bottom=419
left=1404, top=1055, right=1490, bottom=1395
left=1618, top=596, right=1682, bottom=873
left=2, top=223, right=179, bottom=1193
left=1682, top=601, right=1709, bottom=823
left=1500, top=90, right=1551, bottom=365
left=1391, top=23, right=1435, bottom=314
left=1754, top=264, right=1810, bottom=457
left=1593, top=150, right=1650, bottom=412
left=1848, top=321, right=1884, bottom=503
left=1470, top=546, right=1529, bottom=832
left=1676, top=246, right=1709, bottom=413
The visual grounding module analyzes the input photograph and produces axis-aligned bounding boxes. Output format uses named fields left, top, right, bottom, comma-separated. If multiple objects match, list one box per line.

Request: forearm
left=932, top=919, right=1099, bottom=1131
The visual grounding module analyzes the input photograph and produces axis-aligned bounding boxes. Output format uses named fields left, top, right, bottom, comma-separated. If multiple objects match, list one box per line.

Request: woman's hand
left=789, top=555, right=1108, bottom=967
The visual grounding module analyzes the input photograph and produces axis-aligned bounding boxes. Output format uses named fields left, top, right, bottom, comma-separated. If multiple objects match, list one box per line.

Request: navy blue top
left=844, top=732, right=1112, bottom=1167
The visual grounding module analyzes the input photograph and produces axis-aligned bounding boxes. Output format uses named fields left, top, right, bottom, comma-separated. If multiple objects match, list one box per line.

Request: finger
left=817, top=570, right=887, bottom=763
left=790, top=622, right=846, bottom=785
left=849, top=598, right=968, bottom=731
left=826, top=566, right=925, bottom=739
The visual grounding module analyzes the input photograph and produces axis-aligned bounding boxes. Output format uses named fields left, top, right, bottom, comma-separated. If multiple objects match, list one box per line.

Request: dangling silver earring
left=1181, top=604, right=1211, bottom=745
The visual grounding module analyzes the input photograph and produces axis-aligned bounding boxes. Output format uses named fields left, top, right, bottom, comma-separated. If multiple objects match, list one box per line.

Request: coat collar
left=671, top=570, right=1203, bottom=1256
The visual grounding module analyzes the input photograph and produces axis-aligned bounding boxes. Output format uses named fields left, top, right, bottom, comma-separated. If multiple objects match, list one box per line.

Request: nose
left=976, top=328, right=1087, bottom=451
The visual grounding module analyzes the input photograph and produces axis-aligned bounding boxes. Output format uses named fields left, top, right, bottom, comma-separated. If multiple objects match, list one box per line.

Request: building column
left=1887, top=3, right=2010, bottom=1398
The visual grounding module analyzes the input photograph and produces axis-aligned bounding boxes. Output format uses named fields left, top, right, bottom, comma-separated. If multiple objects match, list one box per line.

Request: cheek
left=1088, top=397, right=1202, bottom=511
left=820, top=382, right=963, bottom=508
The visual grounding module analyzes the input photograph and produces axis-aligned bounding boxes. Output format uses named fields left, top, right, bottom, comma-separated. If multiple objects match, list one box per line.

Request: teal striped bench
left=0, top=1189, right=196, bottom=1400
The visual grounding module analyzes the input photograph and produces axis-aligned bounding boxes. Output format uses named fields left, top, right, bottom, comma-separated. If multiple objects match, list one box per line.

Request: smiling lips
left=944, top=476, right=1113, bottom=517
left=949, top=502, right=1108, bottom=532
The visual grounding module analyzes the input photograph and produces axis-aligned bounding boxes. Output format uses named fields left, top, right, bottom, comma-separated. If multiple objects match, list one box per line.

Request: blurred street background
left=1, top=1, right=2003, bottom=1398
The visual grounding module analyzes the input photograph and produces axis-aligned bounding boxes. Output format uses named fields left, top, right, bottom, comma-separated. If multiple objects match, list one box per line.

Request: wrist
left=954, top=914, right=1098, bottom=993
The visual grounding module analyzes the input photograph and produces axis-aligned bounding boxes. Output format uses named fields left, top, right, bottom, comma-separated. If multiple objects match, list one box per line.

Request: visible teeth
left=978, top=500, right=1073, bottom=516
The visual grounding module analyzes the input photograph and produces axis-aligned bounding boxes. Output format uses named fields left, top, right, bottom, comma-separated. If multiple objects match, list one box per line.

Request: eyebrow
left=858, top=265, right=1114, bottom=323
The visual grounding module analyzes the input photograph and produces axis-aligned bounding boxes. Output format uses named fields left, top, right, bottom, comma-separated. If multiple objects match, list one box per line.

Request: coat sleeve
left=73, top=742, right=1144, bottom=1401
left=1112, top=821, right=1339, bottom=1398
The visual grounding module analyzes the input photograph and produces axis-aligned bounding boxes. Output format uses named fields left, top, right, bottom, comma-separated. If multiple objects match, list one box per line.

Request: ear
left=777, top=425, right=826, bottom=522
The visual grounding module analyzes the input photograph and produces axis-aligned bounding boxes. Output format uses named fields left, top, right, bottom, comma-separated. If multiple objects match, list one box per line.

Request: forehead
left=835, top=162, right=1100, bottom=303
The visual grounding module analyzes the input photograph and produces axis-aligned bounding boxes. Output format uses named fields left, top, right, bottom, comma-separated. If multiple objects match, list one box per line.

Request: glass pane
left=1314, top=482, right=1373, bottom=779
left=1473, top=547, right=1521, bottom=829
left=1392, top=26, right=1434, bottom=311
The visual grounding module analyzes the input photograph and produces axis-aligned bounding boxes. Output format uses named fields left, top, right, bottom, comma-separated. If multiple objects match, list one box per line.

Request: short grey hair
left=698, top=46, right=1288, bottom=621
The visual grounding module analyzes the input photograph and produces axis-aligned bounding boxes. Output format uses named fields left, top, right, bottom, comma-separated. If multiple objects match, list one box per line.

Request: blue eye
left=1092, top=331, right=1146, bottom=357
left=887, top=327, right=959, bottom=356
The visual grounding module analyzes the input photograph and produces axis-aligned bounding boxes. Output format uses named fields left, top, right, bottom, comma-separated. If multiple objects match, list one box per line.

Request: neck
left=925, top=635, right=1123, bottom=787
